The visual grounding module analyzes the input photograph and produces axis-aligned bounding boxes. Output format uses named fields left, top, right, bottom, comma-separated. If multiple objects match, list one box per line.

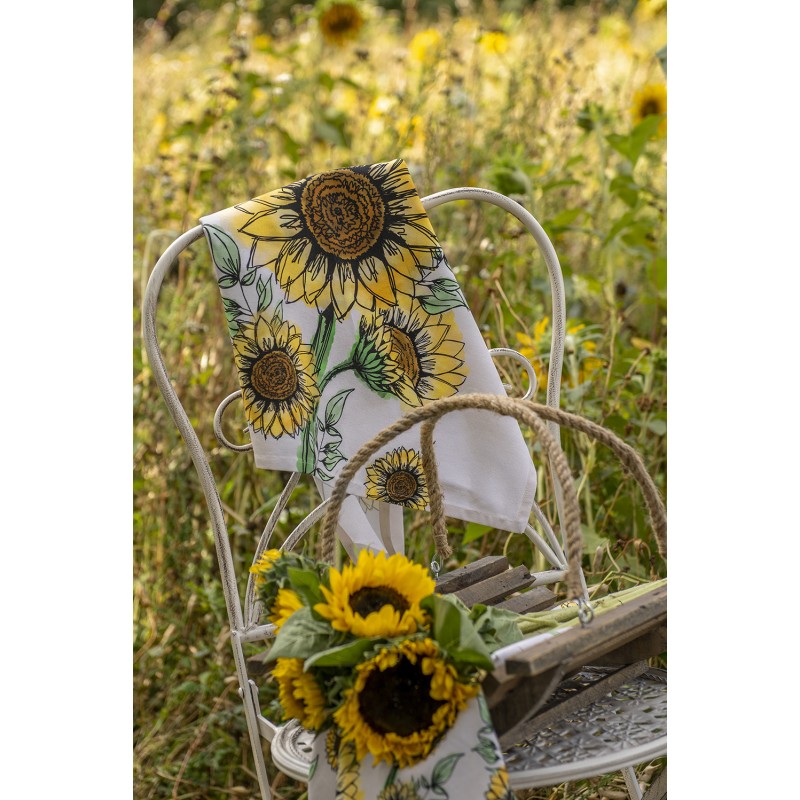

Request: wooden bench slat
left=453, top=565, right=535, bottom=606
left=495, top=587, right=558, bottom=614
left=435, top=555, right=509, bottom=593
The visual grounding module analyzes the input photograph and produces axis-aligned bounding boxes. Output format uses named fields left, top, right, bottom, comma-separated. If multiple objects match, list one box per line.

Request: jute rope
left=320, top=393, right=667, bottom=601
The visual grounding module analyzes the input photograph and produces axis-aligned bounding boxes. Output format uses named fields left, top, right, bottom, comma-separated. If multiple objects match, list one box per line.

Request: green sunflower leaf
left=422, top=594, right=494, bottom=670
left=204, top=225, right=241, bottom=279
left=304, top=637, right=378, bottom=669
left=287, top=566, right=325, bottom=608
left=324, top=389, right=354, bottom=428
left=264, top=607, right=333, bottom=662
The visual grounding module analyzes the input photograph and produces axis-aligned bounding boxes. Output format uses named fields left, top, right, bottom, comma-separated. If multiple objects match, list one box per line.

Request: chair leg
left=623, top=766, right=644, bottom=800
left=231, top=631, right=272, bottom=800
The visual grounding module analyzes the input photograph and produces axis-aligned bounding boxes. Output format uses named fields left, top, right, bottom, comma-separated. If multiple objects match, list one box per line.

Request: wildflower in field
left=317, top=0, right=364, bottom=47
left=237, top=160, right=442, bottom=320
left=631, top=83, right=667, bottom=137
left=364, top=447, right=429, bottom=509
left=635, top=0, right=667, bottom=23
left=334, top=637, right=478, bottom=767
left=478, top=30, right=510, bottom=56
left=315, top=549, right=435, bottom=637
left=408, top=28, right=443, bottom=65
left=232, top=313, right=320, bottom=438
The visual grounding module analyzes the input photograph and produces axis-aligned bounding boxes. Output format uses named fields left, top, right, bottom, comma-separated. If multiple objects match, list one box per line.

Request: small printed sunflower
left=377, top=781, right=422, bottom=800
left=350, top=312, right=411, bottom=397
left=233, top=312, right=320, bottom=438
left=485, top=767, right=513, bottom=800
left=365, top=447, right=429, bottom=510
left=236, top=160, right=441, bottom=320
left=270, top=587, right=303, bottom=631
left=335, top=738, right=363, bottom=800
left=631, top=83, right=667, bottom=137
left=325, top=728, right=340, bottom=770
left=314, top=550, right=435, bottom=638
left=273, top=658, right=329, bottom=731
left=334, top=638, right=478, bottom=767
left=381, top=304, right=467, bottom=407
left=318, top=1, right=364, bottom=47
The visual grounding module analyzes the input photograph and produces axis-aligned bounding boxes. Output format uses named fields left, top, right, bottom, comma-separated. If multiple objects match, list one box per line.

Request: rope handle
left=320, top=393, right=666, bottom=600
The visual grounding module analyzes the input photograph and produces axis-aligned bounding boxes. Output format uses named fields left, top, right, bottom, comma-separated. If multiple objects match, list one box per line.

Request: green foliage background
left=134, top=1, right=666, bottom=797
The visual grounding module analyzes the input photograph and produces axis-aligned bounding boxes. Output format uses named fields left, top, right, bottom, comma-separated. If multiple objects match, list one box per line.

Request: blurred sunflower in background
left=632, top=82, right=667, bottom=137
left=317, top=0, right=365, bottom=47
left=272, top=658, right=329, bottom=730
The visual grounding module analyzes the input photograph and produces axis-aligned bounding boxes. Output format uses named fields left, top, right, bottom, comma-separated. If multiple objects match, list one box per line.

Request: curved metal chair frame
left=143, top=188, right=665, bottom=800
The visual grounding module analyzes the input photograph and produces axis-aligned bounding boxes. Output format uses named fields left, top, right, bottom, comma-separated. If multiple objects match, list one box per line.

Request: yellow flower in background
left=315, top=550, right=435, bottom=638
left=635, top=0, right=667, bottom=23
left=478, top=30, right=510, bottom=56
left=365, top=447, right=429, bottom=509
left=409, top=28, right=443, bottom=65
left=270, top=587, right=303, bottom=630
left=631, top=83, right=667, bottom=137
left=273, top=658, right=329, bottom=730
left=232, top=313, right=320, bottom=438
left=318, top=1, right=364, bottom=47
left=334, top=638, right=478, bottom=767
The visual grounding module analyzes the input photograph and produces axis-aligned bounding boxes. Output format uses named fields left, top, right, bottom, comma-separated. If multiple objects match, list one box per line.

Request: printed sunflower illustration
left=232, top=313, right=320, bottom=438
left=318, top=1, right=364, bottom=47
left=333, top=638, right=478, bottom=767
left=382, top=305, right=468, bottom=407
left=272, top=658, right=329, bottom=730
left=377, top=781, right=422, bottom=800
left=631, top=82, right=667, bottom=137
left=485, top=766, right=514, bottom=800
left=314, top=549, right=435, bottom=638
left=235, top=160, right=441, bottom=320
left=364, top=447, right=429, bottom=509
left=335, top=738, right=364, bottom=800
left=349, top=312, right=413, bottom=398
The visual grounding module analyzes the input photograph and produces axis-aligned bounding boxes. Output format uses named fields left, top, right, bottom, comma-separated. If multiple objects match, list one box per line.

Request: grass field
left=134, top=2, right=666, bottom=797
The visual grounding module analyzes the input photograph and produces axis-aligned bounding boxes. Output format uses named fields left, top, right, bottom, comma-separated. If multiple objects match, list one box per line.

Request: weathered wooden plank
left=642, top=766, right=667, bottom=800
left=590, top=624, right=667, bottom=666
left=454, top=565, right=536, bottom=606
left=495, top=586, right=557, bottom=614
left=435, top=556, right=509, bottom=594
left=497, top=662, right=648, bottom=745
left=503, top=584, right=667, bottom=677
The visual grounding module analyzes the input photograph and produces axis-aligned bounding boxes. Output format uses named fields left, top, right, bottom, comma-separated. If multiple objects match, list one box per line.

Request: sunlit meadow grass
left=134, top=2, right=666, bottom=797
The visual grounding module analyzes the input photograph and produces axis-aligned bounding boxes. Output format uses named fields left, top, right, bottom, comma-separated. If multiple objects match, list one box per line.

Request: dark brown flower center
left=301, top=170, right=385, bottom=260
left=350, top=586, right=410, bottom=617
left=250, top=350, right=298, bottom=401
left=385, top=469, right=420, bottom=503
left=641, top=99, right=662, bottom=117
left=358, top=656, right=443, bottom=736
left=326, top=7, right=360, bottom=34
left=389, top=327, right=420, bottom=385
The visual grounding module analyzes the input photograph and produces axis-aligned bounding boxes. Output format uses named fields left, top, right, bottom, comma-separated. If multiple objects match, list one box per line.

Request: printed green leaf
left=218, top=275, right=239, bottom=289
left=428, top=278, right=463, bottom=300
left=324, top=389, right=354, bottom=428
left=204, top=225, right=241, bottom=278
left=240, top=269, right=258, bottom=287
left=308, top=755, right=318, bottom=781
left=472, top=734, right=498, bottom=765
left=257, top=274, right=273, bottom=311
left=419, top=294, right=467, bottom=315
left=432, top=753, right=463, bottom=787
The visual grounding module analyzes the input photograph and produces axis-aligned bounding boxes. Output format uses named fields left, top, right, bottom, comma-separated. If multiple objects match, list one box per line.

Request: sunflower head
left=631, top=83, right=667, bottom=137
left=270, top=587, right=303, bottom=631
left=232, top=312, right=320, bottom=439
left=272, top=657, right=329, bottom=730
left=318, top=1, right=364, bottom=47
left=365, top=447, right=429, bottom=510
left=314, top=550, right=435, bottom=638
left=250, top=548, right=283, bottom=584
left=351, top=313, right=415, bottom=398
left=334, top=638, right=478, bottom=767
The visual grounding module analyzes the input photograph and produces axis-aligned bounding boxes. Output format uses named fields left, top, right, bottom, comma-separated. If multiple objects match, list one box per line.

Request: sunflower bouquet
left=251, top=547, right=522, bottom=769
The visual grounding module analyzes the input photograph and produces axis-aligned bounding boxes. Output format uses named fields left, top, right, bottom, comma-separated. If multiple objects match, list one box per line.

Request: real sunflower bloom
left=235, top=160, right=441, bottom=321
left=364, top=447, right=429, bottom=510
left=314, top=550, right=435, bottom=638
left=272, top=658, right=329, bottom=731
left=334, top=638, right=478, bottom=768
left=381, top=304, right=467, bottom=407
left=631, top=83, right=667, bottom=137
left=270, top=587, right=303, bottom=630
left=249, top=548, right=283, bottom=584
left=233, top=312, right=320, bottom=438
left=485, top=766, right=513, bottom=800
left=318, top=1, right=364, bottom=47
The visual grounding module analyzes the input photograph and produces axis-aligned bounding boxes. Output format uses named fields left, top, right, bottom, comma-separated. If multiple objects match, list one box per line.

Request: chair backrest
left=142, top=186, right=574, bottom=646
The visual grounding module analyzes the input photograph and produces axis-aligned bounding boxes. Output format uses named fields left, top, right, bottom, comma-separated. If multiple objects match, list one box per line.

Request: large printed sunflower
left=272, top=658, right=329, bottom=731
left=334, top=638, right=478, bottom=767
left=235, top=160, right=441, bottom=320
left=232, top=312, right=320, bottom=438
left=381, top=305, right=467, bottom=407
left=364, top=447, right=429, bottom=509
left=314, top=550, right=435, bottom=638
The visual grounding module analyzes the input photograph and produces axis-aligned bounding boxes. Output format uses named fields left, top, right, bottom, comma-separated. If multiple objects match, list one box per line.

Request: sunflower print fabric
left=309, top=692, right=511, bottom=800
left=201, top=159, right=537, bottom=534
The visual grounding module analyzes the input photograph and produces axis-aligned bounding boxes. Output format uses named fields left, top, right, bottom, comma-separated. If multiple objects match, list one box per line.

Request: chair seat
left=269, top=667, right=666, bottom=789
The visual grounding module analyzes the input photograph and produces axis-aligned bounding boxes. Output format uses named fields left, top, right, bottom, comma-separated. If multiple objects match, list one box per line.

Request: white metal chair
left=143, top=187, right=666, bottom=799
